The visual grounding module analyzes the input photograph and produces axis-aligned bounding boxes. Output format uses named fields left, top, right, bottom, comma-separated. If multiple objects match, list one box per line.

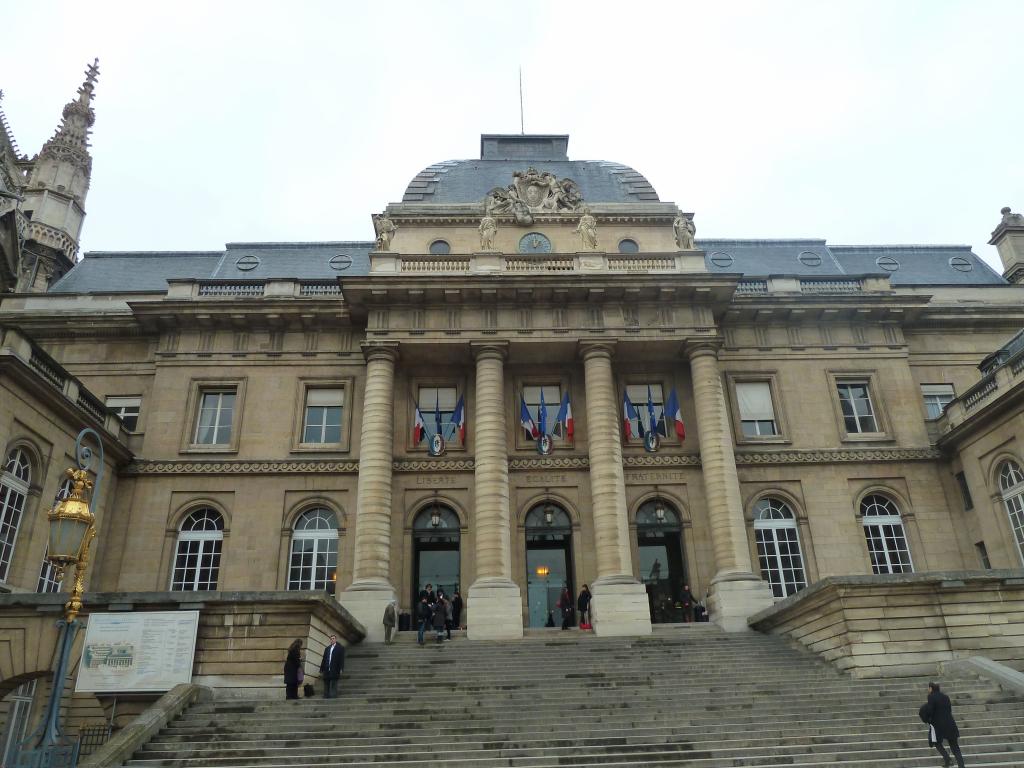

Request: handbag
left=297, top=667, right=305, bottom=683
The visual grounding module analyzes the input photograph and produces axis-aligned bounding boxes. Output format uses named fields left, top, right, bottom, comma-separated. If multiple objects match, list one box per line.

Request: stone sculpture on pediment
left=484, top=167, right=584, bottom=225
left=478, top=215, right=498, bottom=251
left=673, top=213, right=696, bottom=250
left=576, top=206, right=598, bottom=251
left=373, top=213, right=397, bottom=251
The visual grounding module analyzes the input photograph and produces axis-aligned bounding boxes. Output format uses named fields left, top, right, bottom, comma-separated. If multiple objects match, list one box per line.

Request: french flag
left=520, top=394, right=539, bottom=439
left=554, top=392, right=574, bottom=438
left=452, top=395, right=466, bottom=444
left=623, top=391, right=639, bottom=439
left=412, top=406, right=427, bottom=444
left=663, top=388, right=685, bottom=440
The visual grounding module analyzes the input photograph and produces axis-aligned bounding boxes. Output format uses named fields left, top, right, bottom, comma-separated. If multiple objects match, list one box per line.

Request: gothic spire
left=38, top=58, right=99, bottom=173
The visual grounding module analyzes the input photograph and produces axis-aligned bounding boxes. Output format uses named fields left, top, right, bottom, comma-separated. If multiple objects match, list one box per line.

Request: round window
left=709, top=251, right=734, bottom=268
left=798, top=251, right=822, bottom=267
left=329, top=254, right=352, bottom=271
left=618, top=239, right=639, bottom=254
left=875, top=255, right=900, bottom=272
left=235, top=254, right=260, bottom=271
left=949, top=255, right=973, bottom=273
left=429, top=240, right=451, bottom=255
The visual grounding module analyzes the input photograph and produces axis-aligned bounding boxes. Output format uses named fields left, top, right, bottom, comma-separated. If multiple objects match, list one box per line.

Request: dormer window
left=429, top=240, right=451, bottom=255
left=618, top=239, right=639, bottom=254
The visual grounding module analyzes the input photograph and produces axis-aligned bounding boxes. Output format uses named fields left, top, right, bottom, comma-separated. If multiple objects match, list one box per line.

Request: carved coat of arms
left=485, top=167, right=583, bottom=225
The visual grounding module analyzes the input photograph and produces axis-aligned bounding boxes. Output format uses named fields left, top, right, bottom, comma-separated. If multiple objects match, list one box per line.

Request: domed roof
left=401, top=134, right=660, bottom=205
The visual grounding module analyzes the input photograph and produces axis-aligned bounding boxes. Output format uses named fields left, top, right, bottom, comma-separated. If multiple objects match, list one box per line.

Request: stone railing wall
left=939, top=347, right=1024, bottom=436
left=749, top=571, right=1024, bottom=678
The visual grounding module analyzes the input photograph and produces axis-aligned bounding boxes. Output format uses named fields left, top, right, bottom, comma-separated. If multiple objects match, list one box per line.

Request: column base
left=340, top=583, right=395, bottom=643
left=708, top=575, right=775, bottom=632
left=467, top=579, right=524, bottom=640
left=590, top=579, right=652, bottom=637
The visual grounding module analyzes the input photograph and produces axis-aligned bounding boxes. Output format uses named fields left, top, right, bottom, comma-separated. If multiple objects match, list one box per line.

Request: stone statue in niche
left=576, top=207, right=598, bottom=250
left=673, top=213, right=696, bottom=250
left=373, top=213, right=397, bottom=251
left=484, top=167, right=584, bottom=225
left=478, top=215, right=498, bottom=251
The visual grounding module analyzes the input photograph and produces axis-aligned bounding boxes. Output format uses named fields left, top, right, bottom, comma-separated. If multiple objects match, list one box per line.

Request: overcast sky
left=2, top=1, right=1022, bottom=270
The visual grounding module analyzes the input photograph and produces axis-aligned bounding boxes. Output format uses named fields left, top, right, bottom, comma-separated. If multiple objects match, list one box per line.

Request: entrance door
left=524, top=503, right=574, bottom=628
left=412, top=505, right=460, bottom=601
left=636, top=499, right=689, bottom=623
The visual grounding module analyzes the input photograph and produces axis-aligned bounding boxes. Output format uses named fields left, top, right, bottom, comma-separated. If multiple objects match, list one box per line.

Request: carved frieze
left=485, top=167, right=584, bottom=224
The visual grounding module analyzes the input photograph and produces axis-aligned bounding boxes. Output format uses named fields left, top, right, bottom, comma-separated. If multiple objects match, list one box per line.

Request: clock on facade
left=518, top=232, right=552, bottom=254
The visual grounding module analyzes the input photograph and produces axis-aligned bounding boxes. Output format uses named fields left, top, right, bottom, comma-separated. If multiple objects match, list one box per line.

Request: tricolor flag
left=412, top=406, right=427, bottom=444
left=520, top=394, right=539, bottom=439
left=662, top=388, right=685, bottom=440
left=538, top=390, right=548, bottom=438
left=623, top=390, right=640, bottom=439
left=451, top=395, right=466, bottom=444
left=434, top=395, right=443, bottom=438
left=554, top=392, right=574, bottom=438
left=646, top=385, right=658, bottom=437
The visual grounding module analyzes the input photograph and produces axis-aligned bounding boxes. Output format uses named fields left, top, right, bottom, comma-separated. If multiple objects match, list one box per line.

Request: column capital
left=578, top=340, right=617, bottom=362
left=470, top=341, right=509, bottom=362
left=685, top=339, right=722, bottom=361
left=360, top=341, right=399, bottom=363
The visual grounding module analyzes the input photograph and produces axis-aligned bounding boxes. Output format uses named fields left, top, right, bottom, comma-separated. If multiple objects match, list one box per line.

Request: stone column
left=341, top=342, right=399, bottom=642
left=688, top=342, right=774, bottom=631
left=580, top=342, right=652, bottom=636
left=467, top=342, right=523, bottom=639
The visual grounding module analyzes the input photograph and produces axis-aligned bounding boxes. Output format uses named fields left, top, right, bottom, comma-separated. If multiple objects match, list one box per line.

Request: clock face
left=518, top=232, right=552, bottom=254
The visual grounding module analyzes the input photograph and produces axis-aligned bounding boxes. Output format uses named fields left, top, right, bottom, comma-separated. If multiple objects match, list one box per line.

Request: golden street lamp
left=20, top=428, right=103, bottom=767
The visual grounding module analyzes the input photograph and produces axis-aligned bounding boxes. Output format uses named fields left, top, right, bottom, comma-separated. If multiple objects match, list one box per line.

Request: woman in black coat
left=919, top=682, right=965, bottom=767
left=577, top=585, right=592, bottom=628
left=283, top=638, right=303, bottom=700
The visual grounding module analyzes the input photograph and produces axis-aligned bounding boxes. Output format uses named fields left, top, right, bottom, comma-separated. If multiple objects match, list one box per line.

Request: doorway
left=525, top=502, right=574, bottom=628
left=636, top=499, right=689, bottom=623
left=412, top=505, right=460, bottom=602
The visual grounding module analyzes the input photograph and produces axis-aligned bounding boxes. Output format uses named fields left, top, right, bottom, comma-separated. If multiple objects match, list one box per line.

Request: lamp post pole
left=18, top=428, right=103, bottom=768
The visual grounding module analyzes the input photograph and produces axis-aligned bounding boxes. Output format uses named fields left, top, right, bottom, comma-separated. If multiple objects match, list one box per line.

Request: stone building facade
left=2, top=66, right=1024, bottom=683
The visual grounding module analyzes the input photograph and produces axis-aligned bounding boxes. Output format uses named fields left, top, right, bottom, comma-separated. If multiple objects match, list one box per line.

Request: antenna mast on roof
left=519, top=67, right=525, bottom=134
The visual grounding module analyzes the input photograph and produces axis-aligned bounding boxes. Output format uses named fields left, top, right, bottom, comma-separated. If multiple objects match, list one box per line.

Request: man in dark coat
left=319, top=634, right=345, bottom=699
left=919, top=682, right=965, bottom=767
left=451, top=589, right=464, bottom=629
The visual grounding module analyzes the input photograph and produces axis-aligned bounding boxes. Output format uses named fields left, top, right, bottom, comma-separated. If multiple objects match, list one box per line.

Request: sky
left=1, top=1, right=1022, bottom=270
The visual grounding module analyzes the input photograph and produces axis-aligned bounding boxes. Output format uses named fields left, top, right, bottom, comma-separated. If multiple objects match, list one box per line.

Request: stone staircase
left=124, top=624, right=1024, bottom=767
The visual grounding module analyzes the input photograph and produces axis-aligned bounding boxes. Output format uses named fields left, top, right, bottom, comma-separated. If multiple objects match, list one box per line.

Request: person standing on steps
left=319, top=634, right=344, bottom=699
left=452, top=588, right=464, bottom=630
left=443, top=591, right=454, bottom=640
left=680, top=584, right=697, bottom=623
left=432, top=592, right=447, bottom=643
left=558, top=585, right=574, bottom=630
left=283, top=639, right=303, bottom=700
left=382, top=601, right=397, bottom=645
left=919, top=682, right=966, bottom=768
left=417, top=595, right=431, bottom=646
left=577, top=585, right=592, bottom=630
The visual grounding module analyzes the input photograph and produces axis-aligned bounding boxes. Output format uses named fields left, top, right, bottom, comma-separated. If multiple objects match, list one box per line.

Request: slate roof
left=48, top=242, right=374, bottom=293
left=699, top=240, right=1006, bottom=286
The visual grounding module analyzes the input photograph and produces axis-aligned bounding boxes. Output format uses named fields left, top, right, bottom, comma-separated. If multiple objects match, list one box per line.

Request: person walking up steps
left=382, top=600, right=397, bottom=645
left=432, top=592, right=447, bottom=644
left=919, top=681, right=966, bottom=767
left=417, top=596, right=431, bottom=646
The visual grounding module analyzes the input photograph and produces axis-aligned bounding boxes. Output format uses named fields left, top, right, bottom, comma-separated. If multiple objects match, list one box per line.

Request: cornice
left=124, top=459, right=360, bottom=475
left=393, top=459, right=474, bottom=472
left=623, top=454, right=702, bottom=467
left=734, top=447, right=943, bottom=465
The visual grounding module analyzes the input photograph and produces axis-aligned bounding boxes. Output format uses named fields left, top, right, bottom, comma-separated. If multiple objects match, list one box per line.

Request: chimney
left=990, top=206, right=1024, bottom=284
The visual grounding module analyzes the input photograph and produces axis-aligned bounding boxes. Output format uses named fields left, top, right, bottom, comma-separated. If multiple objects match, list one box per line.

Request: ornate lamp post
left=18, top=429, right=103, bottom=768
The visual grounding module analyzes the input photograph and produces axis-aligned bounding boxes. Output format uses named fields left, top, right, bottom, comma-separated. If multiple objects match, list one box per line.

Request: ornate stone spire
left=36, top=58, right=99, bottom=180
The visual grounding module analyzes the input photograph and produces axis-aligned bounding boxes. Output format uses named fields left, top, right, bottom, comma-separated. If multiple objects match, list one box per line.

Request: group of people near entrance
left=413, top=584, right=463, bottom=645
left=282, top=634, right=344, bottom=700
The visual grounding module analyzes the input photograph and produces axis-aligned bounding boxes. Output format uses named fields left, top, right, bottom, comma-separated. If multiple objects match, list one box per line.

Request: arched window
left=860, top=494, right=913, bottom=574
left=37, top=476, right=73, bottom=593
left=998, top=460, right=1024, bottom=566
left=0, top=448, right=32, bottom=583
left=288, top=507, right=339, bottom=592
left=171, top=508, right=224, bottom=591
left=753, top=498, right=807, bottom=598
left=524, top=504, right=571, bottom=540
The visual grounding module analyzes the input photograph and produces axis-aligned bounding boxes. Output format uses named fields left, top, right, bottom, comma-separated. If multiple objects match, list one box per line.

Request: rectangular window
left=955, top=471, right=974, bottom=511
left=625, top=384, right=665, bottom=438
left=735, top=382, right=778, bottom=437
left=193, top=390, right=235, bottom=445
left=106, top=396, right=141, bottom=432
left=36, top=550, right=62, bottom=593
left=523, top=384, right=564, bottom=440
left=418, top=386, right=458, bottom=440
left=837, top=382, right=878, bottom=433
left=302, top=388, right=344, bottom=444
left=921, top=384, right=955, bottom=420
left=975, top=541, right=992, bottom=570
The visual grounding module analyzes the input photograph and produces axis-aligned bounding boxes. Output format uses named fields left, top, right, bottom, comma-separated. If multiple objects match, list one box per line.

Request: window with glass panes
left=523, top=384, right=563, bottom=439
left=753, top=498, right=807, bottom=597
left=921, top=384, right=955, bottom=420
left=288, top=508, right=339, bottom=591
left=735, top=382, right=778, bottom=437
left=860, top=494, right=913, bottom=573
left=106, top=396, right=141, bottom=431
left=302, top=388, right=344, bottom=444
left=837, top=382, right=879, bottom=433
left=998, top=460, right=1024, bottom=566
left=625, top=384, right=665, bottom=438
left=37, top=476, right=73, bottom=593
left=0, top=448, right=31, bottom=583
left=193, top=390, right=235, bottom=445
left=170, top=508, right=223, bottom=591
left=417, top=386, right=457, bottom=440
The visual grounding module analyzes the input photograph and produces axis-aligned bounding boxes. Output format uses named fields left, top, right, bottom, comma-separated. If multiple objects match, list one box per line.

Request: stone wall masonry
left=749, top=571, right=1024, bottom=678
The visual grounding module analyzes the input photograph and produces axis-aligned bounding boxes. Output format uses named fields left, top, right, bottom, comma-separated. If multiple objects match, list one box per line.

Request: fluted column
left=467, top=342, right=522, bottom=639
left=580, top=342, right=651, bottom=636
left=341, top=342, right=398, bottom=641
left=688, top=341, right=773, bottom=630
